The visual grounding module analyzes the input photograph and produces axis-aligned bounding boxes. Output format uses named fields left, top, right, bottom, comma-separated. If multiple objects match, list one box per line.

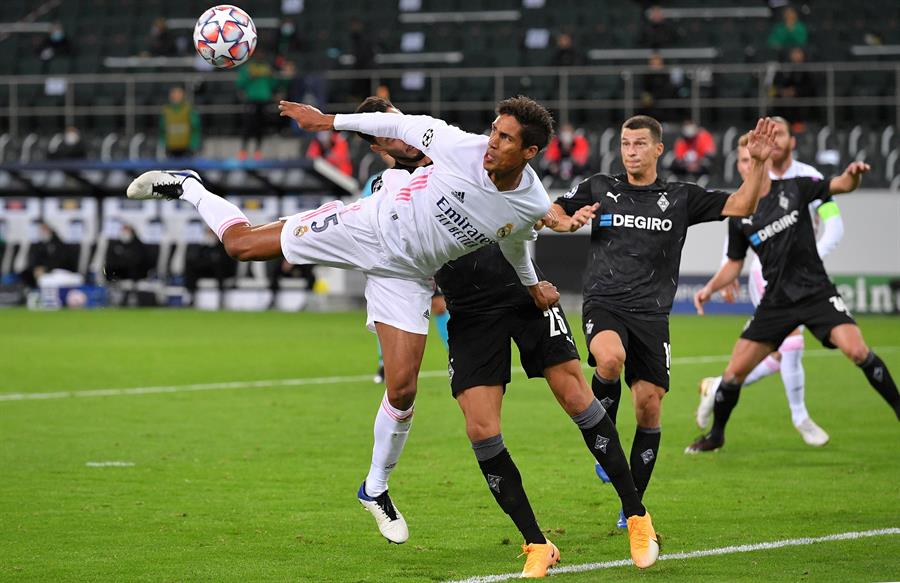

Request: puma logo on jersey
left=606, top=191, right=621, bottom=203
left=741, top=217, right=753, bottom=225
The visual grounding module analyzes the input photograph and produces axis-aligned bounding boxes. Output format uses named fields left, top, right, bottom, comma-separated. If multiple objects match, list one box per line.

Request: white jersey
left=332, top=112, right=550, bottom=285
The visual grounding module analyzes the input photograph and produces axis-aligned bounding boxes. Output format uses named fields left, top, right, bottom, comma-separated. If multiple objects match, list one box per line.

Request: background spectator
left=640, top=5, right=679, bottom=50
left=160, top=86, right=201, bottom=158
left=306, top=131, right=353, bottom=176
left=48, top=126, right=86, bottom=160
left=772, top=47, right=816, bottom=99
left=542, top=123, right=590, bottom=185
left=20, top=222, right=78, bottom=289
left=768, top=6, right=808, bottom=55
left=670, top=119, right=716, bottom=180
left=38, top=22, right=71, bottom=66
left=640, top=52, right=676, bottom=121
left=148, top=18, right=178, bottom=57
left=183, top=227, right=237, bottom=309
left=236, top=47, right=283, bottom=159
left=551, top=33, right=578, bottom=67
left=104, top=224, right=152, bottom=306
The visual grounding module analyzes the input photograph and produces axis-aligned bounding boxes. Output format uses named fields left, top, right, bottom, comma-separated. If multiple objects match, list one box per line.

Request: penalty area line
left=1, top=345, right=897, bottom=403
left=442, top=527, right=900, bottom=583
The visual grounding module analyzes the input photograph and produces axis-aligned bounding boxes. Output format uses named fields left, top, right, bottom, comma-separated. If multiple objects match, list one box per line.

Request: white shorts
left=364, top=274, right=434, bottom=335
left=280, top=199, right=433, bottom=335
left=280, top=199, right=383, bottom=271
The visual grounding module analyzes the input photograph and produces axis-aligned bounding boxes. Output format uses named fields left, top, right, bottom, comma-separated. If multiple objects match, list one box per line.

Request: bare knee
left=594, top=353, right=624, bottom=379
left=385, top=372, right=418, bottom=410
left=843, top=344, right=870, bottom=365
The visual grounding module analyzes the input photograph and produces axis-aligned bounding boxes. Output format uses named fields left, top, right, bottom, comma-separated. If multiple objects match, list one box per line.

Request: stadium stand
left=1, top=1, right=898, bottom=306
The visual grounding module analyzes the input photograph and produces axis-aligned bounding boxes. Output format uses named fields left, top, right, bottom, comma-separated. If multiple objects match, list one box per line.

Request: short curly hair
left=496, top=95, right=555, bottom=151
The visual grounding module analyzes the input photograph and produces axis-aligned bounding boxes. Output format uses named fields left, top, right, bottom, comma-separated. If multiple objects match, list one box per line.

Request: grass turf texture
left=1, top=309, right=898, bottom=582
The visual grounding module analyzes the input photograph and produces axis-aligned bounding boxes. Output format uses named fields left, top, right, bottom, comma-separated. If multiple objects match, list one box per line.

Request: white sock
left=364, top=392, right=414, bottom=497
left=779, top=336, right=808, bottom=426
left=744, top=354, right=781, bottom=386
left=180, top=179, right=249, bottom=241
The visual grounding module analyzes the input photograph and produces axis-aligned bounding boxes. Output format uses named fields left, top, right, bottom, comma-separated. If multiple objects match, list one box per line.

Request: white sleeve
left=816, top=213, right=844, bottom=258
left=333, top=112, right=470, bottom=165
left=498, top=236, right=539, bottom=287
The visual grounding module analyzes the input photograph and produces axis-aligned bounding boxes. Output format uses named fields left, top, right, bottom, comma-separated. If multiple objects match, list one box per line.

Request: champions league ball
left=193, top=5, right=258, bottom=69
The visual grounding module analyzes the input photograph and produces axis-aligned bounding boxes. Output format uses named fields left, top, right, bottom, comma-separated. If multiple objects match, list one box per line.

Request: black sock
left=572, top=399, right=645, bottom=518
left=709, top=379, right=742, bottom=442
left=473, top=435, right=546, bottom=544
left=859, top=352, right=900, bottom=419
left=630, top=426, right=661, bottom=500
left=591, top=372, right=622, bottom=424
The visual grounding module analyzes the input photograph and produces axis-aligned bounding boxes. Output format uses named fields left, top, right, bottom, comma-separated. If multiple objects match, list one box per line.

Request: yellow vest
left=163, top=104, right=191, bottom=150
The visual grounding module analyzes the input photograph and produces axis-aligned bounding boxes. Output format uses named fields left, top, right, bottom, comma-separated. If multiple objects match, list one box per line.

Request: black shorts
left=741, top=289, right=856, bottom=349
left=447, top=304, right=580, bottom=397
left=582, top=304, right=671, bottom=391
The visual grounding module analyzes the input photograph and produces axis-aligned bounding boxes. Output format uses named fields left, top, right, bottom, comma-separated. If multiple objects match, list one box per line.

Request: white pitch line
left=85, top=461, right=135, bottom=467
left=442, top=527, right=900, bottom=583
left=1, top=346, right=897, bottom=403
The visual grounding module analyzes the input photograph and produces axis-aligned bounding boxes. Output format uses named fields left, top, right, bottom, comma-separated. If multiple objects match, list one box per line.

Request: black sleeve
left=794, top=176, right=831, bottom=205
left=553, top=175, right=596, bottom=215
left=726, top=219, right=749, bottom=261
left=685, top=183, right=731, bottom=225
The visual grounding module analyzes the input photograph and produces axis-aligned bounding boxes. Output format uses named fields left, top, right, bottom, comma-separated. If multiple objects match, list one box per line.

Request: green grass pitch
left=1, top=309, right=898, bottom=582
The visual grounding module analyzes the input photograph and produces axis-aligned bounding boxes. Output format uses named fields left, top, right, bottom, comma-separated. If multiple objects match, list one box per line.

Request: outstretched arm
left=721, top=117, right=778, bottom=217
left=828, top=161, right=871, bottom=195
left=694, top=258, right=745, bottom=316
left=539, top=202, right=599, bottom=232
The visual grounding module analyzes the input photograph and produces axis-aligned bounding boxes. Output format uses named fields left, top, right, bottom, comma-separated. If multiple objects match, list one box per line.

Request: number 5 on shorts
left=311, top=213, right=338, bottom=233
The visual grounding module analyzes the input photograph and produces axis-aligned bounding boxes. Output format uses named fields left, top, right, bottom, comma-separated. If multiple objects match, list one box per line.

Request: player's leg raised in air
left=127, top=169, right=427, bottom=544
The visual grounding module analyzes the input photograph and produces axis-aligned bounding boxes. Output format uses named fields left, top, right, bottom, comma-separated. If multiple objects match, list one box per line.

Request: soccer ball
left=193, top=5, right=258, bottom=69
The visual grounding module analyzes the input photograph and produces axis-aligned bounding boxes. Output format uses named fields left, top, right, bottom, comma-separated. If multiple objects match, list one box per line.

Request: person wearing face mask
left=39, top=22, right=71, bottom=66
left=49, top=126, right=87, bottom=160
left=670, top=119, right=715, bottom=181
left=541, top=123, right=590, bottom=185
left=104, top=224, right=153, bottom=306
left=305, top=130, right=353, bottom=176
left=20, top=222, right=78, bottom=290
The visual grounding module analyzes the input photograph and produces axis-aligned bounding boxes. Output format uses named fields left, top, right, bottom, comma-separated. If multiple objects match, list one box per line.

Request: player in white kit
left=125, top=97, right=572, bottom=546
left=696, top=117, right=844, bottom=446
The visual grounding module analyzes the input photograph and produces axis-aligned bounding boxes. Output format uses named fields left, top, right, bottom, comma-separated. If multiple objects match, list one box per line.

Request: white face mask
left=64, top=130, right=79, bottom=145
left=120, top=231, right=134, bottom=244
left=682, top=124, right=698, bottom=139
left=560, top=130, right=574, bottom=147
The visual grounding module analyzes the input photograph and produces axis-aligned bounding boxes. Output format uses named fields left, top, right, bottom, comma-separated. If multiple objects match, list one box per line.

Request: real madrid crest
left=294, top=225, right=309, bottom=237
left=657, top=192, right=670, bottom=212
left=496, top=223, right=513, bottom=239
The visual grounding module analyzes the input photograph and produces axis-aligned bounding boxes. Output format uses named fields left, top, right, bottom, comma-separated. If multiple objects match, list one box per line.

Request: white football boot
left=795, top=417, right=830, bottom=447
left=357, top=481, right=408, bottom=544
left=126, top=170, right=202, bottom=201
left=696, top=376, right=721, bottom=429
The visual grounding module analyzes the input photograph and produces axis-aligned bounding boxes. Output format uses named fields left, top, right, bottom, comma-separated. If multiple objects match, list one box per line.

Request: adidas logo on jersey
left=749, top=209, right=799, bottom=247
left=450, top=190, right=465, bottom=203
left=598, top=213, right=673, bottom=231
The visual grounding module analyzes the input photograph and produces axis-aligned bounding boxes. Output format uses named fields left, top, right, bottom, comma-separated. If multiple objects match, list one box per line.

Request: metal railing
left=0, top=60, right=898, bottom=137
